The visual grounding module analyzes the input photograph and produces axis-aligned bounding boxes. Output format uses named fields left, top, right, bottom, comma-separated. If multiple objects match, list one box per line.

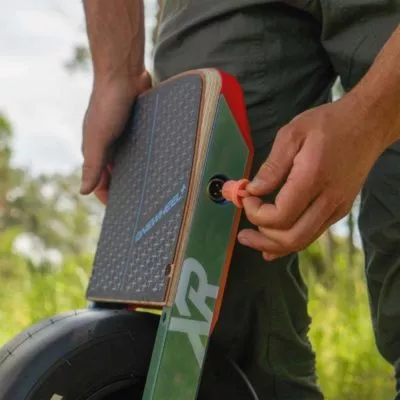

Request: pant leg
left=321, top=0, right=400, bottom=92
left=358, top=142, right=400, bottom=399
left=154, top=3, right=335, bottom=399
left=320, top=1, right=400, bottom=396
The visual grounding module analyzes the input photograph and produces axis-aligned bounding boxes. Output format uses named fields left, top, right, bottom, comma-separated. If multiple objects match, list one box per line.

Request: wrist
left=93, top=70, right=150, bottom=99
left=350, top=82, right=399, bottom=150
left=349, top=26, right=400, bottom=148
left=92, top=61, right=146, bottom=85
left=83, top=0, right=146, bottom=93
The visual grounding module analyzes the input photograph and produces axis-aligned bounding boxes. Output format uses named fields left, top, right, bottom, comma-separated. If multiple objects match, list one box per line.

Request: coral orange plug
left=222, top=179, right=250, bottom=208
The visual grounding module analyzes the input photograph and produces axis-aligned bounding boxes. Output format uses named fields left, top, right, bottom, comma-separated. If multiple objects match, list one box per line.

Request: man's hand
left=237, top=93, right=390, bottom=260
left=81, top=73, right=151, bottom=204
left=238, top=25, right=400, bottom=261
left=81, top=0, right=149, bottom=204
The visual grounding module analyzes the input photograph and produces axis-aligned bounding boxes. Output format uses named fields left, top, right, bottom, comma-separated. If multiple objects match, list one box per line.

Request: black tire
left=0, top=309, right=258, bottom=400
left=0, top=309, right=159, bottom=400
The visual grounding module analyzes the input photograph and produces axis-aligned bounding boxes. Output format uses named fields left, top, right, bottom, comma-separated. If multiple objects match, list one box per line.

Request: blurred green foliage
left=0, top=109, right=395, bottom=400
left=301, top=248, right=395, bottom=399
left=0, top=112, right=99, bottom=344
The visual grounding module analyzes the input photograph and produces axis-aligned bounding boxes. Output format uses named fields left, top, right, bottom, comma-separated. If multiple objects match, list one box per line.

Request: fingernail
left=80, top=165, right=97, bottom=194
left=247, top=178, right=265, bottom=191
left=263, top=253, right=278, bottom=261
left=237, top=233, right=249, bottom=246
left=80, top=173, right=92, bottom=194
left=80, top=180, right=90, bottom=194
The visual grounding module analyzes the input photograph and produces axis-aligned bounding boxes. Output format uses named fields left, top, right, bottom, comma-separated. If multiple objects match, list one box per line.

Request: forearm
left=353, top=25, right=400, bottom=147
left=83, top=0, right=146, bottom=84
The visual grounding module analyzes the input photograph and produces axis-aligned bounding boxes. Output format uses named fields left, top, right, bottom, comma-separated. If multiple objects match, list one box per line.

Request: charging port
left=207, top=175, right=228, bottom=203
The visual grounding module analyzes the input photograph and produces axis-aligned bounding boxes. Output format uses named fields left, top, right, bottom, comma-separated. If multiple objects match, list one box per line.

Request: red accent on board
left=218, top=70, right=254, bottom=154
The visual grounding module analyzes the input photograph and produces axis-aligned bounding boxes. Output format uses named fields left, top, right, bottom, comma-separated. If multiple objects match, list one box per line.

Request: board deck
left=86, top=74, right=204, bottom=304
left=86, top=69, right=252, bottom=310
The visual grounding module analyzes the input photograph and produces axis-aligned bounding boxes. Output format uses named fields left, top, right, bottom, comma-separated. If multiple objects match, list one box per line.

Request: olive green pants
left=153, top=2, right=400, bottom=398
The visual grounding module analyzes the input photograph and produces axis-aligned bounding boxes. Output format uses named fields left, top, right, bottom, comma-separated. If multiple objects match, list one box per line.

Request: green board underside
left=143, top=96, right=250, bottom=399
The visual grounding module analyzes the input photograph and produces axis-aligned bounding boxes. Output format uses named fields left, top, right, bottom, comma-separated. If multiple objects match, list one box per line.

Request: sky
left=0, top=0, right=157, bottom=175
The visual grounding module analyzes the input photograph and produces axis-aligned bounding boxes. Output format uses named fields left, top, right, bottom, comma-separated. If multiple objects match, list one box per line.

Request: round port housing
left=207, top=175, right=229, bottom=204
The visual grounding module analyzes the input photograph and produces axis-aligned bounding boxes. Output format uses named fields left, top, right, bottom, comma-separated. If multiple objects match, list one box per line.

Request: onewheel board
left=0, top=69, right=253, bottom=400
left=86, top=69, right=253, bottom=309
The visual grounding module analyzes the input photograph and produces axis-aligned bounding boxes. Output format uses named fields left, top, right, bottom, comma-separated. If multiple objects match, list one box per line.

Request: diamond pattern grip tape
left=86, top=75, right=203, bottom=304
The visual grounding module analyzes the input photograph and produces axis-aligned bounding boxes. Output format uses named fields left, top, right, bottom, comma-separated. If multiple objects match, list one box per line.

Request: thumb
left=247, top=126, right=301, bottom=196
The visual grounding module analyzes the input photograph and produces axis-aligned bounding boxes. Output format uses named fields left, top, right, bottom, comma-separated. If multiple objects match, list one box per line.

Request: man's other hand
left=80, top=71, right=151, bottom=204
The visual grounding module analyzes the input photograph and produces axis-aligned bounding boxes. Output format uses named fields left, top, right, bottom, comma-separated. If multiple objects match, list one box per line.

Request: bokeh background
left=0, top=2, right=395, bottom=399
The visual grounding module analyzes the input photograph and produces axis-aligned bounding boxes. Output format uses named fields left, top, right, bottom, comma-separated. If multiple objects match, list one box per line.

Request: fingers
left=79, top=72, right=151, bottom=199
left=80, top=84, right=133, bottom=195
left=238, top=193, right=349, bottom=258
left=242, top=166, right=319, bottom=230
left=237, top=228, right=282, bottom=253
left=94, top=167, right=111, bottom=205
left=80, top=99, right=112, bottom=194
left=261, top=209, right=343, bottom=261
left=80, top=140, right=110, bottom=195
left=246, top=125, right=302, bottom=197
